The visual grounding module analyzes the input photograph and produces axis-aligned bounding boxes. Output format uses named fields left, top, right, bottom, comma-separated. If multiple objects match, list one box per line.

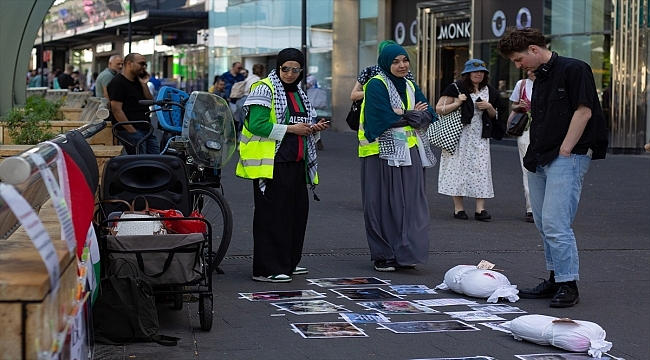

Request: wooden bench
left=0, top=199, right=78, bottom=360
left=61, top=92, right=94, bottom=121
left=44, top=89, right=68, bottom=103
left=26, top=87, right=48, bottom=99
left=0, top=127, right=122, bottom=359
left=0, top=121, right=115, bottom=146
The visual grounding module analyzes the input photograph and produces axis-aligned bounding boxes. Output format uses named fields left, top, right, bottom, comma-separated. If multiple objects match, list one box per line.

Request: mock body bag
left=435, top=265, right=520, bottom=303
left=508, top=314, right=613, bottom=357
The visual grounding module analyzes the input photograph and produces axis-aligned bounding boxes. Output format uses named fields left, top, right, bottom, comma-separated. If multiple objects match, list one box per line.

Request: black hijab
left=276, top=48, right=305, bottom=92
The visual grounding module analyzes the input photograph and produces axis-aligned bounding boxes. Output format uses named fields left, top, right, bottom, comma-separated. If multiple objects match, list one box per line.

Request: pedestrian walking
left=497, top=26, right=608, bottom=307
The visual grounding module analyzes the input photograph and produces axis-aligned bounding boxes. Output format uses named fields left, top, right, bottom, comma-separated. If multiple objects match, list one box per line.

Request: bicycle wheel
left=189, top=185, right=233, bottom=270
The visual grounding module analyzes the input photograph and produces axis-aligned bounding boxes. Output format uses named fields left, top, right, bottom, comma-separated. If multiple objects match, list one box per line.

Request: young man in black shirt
left=107, top=53, right=158, bottom=155
left=497, top=27, right=608, bottom=308
left=57, top=64, right=77, bottom=90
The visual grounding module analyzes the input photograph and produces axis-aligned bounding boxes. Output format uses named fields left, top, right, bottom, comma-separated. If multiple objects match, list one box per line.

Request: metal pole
left=0, top=121, right=107, bottom=185
left=128, top=0, right=133, bottom=53
left=40, top=21, right=45, bottom=87
left=301, top=0, right=307, bottom=89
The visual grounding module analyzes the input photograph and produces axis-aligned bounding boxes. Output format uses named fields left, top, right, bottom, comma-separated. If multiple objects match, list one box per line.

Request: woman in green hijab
left=359, top=44, right=436, bottom=272
left=350, top=40, right=415, bottom=101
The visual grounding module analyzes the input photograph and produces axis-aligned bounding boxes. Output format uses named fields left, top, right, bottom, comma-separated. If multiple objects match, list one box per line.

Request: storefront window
left=209, top=0, right=333, bottom=114
left=359, top=0, right=378, bottom=70
left=550, top=34, right=610, bottom=91
left=548, top=0, right=611, bottom=34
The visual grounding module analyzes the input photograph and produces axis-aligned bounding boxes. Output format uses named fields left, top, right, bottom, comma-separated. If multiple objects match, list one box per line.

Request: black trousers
left=252, top=161, right=309, bottom=277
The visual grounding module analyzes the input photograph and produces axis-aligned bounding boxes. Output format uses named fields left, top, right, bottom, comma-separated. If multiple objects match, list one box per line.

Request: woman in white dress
left=509, top=71, right=536, bottom=223
left=435, top=59, right=506, bottom=221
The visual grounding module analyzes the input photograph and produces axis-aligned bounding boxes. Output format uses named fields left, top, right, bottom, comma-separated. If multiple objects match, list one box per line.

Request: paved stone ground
left=95, top=131, right=649, bottom=360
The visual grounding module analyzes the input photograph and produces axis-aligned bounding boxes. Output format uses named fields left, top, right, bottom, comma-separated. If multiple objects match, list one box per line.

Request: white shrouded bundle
left=508, top=314, right=613, bottom=358
left=435, top=265, right=519, bottom=303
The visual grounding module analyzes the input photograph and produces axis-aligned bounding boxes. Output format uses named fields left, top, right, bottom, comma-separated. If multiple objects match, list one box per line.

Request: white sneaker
left=252, top=274, right=292, bottom=283
left=292, top=266, right=308, bottom=275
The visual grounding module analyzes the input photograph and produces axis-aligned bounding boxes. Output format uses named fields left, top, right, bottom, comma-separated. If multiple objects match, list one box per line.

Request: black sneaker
left=519, top=279, right=560, bottom=299
left=374, top=260, right=396, bottom=272
left=550, top=285, right=580, bottom=308
left=525, top=212, right=534, bottom=223
left=454, top=211, right=469, bottom=220
left=475, top=210, right=491, bottom=221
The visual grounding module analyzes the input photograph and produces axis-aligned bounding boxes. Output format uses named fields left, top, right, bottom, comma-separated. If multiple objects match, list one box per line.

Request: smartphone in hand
left=139, top=71, right=149, bottom=79
left=310, top=120, right=331, bottom=128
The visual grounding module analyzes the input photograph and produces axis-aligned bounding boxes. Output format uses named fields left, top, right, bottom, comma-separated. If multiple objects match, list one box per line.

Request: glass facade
left=208, top=0, right=333, bottom=115
left=358, top=0, right=378, bottom=70
left=547, top=0, right=612, bottom=93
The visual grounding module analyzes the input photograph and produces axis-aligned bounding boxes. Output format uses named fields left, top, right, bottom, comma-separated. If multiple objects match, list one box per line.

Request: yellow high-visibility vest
left=358, top=75, right=417, bottom=157
left=235, top=78, right=319, bottom=185
left=236, top=78, right=278, bottom=180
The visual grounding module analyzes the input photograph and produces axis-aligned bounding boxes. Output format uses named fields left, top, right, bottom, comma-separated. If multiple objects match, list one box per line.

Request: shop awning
left=34, top=9, right=208, bottom=48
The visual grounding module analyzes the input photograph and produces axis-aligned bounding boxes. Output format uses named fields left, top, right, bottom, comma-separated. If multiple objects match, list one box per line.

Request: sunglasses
left=471, top=62, right=486, bottom=67
left=281, top=66, right=303, bottom=74
left=138, top=61, right=148, bottom=66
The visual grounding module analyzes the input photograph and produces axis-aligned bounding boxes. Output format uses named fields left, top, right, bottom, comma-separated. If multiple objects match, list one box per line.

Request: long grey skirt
left=360, top=147, right=431, bottom=266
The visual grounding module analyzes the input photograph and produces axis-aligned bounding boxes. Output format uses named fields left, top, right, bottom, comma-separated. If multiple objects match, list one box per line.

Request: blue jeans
left=117, top=129, right=160, bottom=155
left=527, top=154, right=591, bottom=282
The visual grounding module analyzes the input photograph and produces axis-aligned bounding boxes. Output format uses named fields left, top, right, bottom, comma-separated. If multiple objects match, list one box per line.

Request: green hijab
left=377, top=44, right=409, bottom=95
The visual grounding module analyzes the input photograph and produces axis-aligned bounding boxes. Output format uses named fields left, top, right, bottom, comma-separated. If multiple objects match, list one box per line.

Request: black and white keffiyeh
left=377, top=71, right=437, bottom=168
left=243, top=70, right=319, bottom=193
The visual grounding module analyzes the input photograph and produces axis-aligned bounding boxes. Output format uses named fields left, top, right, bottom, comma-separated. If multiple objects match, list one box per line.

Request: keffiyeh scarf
left=377, top=71, right=437, bottom=168
left=244, top=70, right=319, bottom=193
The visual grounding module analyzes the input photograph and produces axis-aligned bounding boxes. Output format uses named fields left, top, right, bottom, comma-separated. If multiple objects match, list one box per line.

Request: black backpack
left=93, top=264, right=178, bottom=346
left=345, top=100, right=362, bottom=131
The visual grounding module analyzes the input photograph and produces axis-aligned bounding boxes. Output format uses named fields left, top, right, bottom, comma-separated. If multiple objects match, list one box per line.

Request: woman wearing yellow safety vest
left=359, top=44, right=437, bottom=272
left=236, top=48, right=329, bottom=283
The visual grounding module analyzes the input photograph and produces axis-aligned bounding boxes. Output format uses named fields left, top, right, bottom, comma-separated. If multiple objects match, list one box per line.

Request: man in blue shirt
left=221, top=62, right=245, bottom=112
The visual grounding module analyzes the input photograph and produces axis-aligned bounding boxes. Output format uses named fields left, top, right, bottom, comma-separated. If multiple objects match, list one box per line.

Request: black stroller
left=95, top=90, right=237, bottom=332
left=96, top=152, right=215, bottom=331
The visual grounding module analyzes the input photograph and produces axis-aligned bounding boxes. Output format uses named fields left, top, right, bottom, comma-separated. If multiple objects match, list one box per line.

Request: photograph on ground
left=389, top=285, right=438, bottom=294
left=468, top=304, right=526, bottom=314
left=330, top=287, right=402, bottom=300
left=307, top=277, right=391, bottom=287
left=444, top=311, right=506, bottom=322
left=358, top=301, right=440, bottom=314
left=410, top=357, right=495, bottom=360
left=339, top=312, right=391, bottom=323
left=239, top=290, right=326, bottom=301
left=378, top=320, right=479, bottom=334
left=515, top=354, right=616, bottom=360
left=478, top=321, right=512, bottom=333
left=272, top=300, right=349, bottom=315
left=290, top=322, right=368, bottom=338
left=414, top=298, right=479, bottom=307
